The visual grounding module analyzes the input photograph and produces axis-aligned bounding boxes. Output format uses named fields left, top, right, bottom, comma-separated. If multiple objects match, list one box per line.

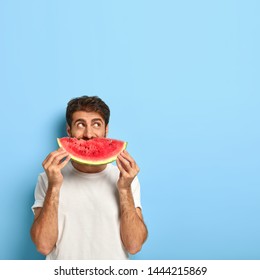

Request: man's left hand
left=116, top=150, right=140, bottom=190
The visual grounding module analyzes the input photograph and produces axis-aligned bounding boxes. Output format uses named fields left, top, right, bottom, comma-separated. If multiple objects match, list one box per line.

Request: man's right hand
left=31, top=148, right=70, bottom=255
left=42, top=148, right=70, bottom=186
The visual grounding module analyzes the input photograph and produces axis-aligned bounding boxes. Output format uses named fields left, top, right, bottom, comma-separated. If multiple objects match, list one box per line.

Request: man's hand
left=42, top=148, right=70, bottom=186
left=116, top=150, right=140, bottom=190
left=116, top=150, right=147, bottom=254
left=31, top=148, right=70, bottom=255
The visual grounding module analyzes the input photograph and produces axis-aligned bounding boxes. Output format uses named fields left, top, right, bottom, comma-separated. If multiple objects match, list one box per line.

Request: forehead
left=71, top=111, right=105, bottom=123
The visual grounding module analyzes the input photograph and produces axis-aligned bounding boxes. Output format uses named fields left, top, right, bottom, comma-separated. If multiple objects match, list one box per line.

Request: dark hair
left=66, top=96, right=110, bottom=127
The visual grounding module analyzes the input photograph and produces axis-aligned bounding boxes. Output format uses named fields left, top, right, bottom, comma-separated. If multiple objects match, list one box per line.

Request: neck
left=71, top=160, right=107, bottom=173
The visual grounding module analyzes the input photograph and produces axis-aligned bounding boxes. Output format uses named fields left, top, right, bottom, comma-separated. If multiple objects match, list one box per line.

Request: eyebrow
left=91, top=118, right=104, bottom=123
left=74, top=118, right=86, bottom=125
left=74, top=118, right=104, bottom=125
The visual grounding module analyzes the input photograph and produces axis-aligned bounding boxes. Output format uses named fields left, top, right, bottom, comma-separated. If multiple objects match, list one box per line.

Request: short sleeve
left=131, top=176, right=142, bottom=209
left=31, top=173, right=48, bottom=214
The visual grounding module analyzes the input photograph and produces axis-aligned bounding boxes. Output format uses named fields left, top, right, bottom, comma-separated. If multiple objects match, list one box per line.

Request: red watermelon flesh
left=57, top=137, right=127, bottom=165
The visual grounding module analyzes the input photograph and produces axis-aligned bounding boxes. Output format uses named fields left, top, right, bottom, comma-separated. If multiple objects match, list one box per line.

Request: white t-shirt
left=32, top=161, right=141, bottom=260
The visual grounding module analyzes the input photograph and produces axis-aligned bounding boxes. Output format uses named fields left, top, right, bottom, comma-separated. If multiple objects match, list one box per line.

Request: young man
left=30, top=96, right=147, bottom=260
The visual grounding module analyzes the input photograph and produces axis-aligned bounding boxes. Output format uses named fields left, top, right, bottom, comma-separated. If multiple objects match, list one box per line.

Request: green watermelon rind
left=57, top=138, right=128, bottom=165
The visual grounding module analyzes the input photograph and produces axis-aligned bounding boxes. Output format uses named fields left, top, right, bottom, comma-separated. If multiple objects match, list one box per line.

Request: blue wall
left=0, top=0, right=259, bottom=260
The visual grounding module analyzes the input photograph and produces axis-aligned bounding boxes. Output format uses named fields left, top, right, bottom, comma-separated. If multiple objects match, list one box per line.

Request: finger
left=123, top=150, right=140, bottom=172
left=120, top=150, right=137, bottom=168
left=49, top=150, right=68, bottom=165
left=53, top=151, right=70, bottom=165
left=43, top=150, right=68, bottom=169
left=117, top=154, right=132, bottom=172
left=59, top=154, right=71, bottom=169
left=42, top=148, right=65, bottom=165
left=42, top=153, right=53, bottom=166
left=119, top=151, right=139, bottom=171
left=43, top=152, right=58, bottom=169
left=116, top=157, right=127, bottom=176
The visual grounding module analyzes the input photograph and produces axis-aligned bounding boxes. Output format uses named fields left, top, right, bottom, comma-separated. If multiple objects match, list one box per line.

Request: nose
left=83, top=126, right=95, bottom=140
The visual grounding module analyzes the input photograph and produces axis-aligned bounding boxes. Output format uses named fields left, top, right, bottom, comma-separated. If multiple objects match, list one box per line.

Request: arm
left=30, top=148, right=70, bottom=255
left=116, top=150, right=148, bottom=254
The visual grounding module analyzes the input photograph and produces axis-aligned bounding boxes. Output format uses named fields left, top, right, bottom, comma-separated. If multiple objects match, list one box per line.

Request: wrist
left=118, top=186, right=131, bottom=195
left=48, top=182, right=62, bottom=191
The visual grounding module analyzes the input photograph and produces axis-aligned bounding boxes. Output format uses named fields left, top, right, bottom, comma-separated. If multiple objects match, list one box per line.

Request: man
left=30, top=96, right=147, bottom=260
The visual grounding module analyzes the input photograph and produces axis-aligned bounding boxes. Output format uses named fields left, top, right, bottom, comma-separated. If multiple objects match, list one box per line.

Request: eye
left=93, top=122, right=101, bottom=128
left=77, top=123, right=85, bottom=128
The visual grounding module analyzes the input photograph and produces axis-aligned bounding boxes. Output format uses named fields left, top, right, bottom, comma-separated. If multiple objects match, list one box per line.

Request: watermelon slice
left=57, top=137, right=127, bottom=165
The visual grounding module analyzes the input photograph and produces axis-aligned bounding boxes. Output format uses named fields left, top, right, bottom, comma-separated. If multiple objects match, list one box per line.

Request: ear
left=105, top=125, right=109, bottom=137
left=66, top=125, right=71, bottom=137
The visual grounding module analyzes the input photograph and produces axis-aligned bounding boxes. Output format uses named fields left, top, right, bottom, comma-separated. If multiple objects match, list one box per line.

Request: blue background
left=0, top=0, right=259, bottom=260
